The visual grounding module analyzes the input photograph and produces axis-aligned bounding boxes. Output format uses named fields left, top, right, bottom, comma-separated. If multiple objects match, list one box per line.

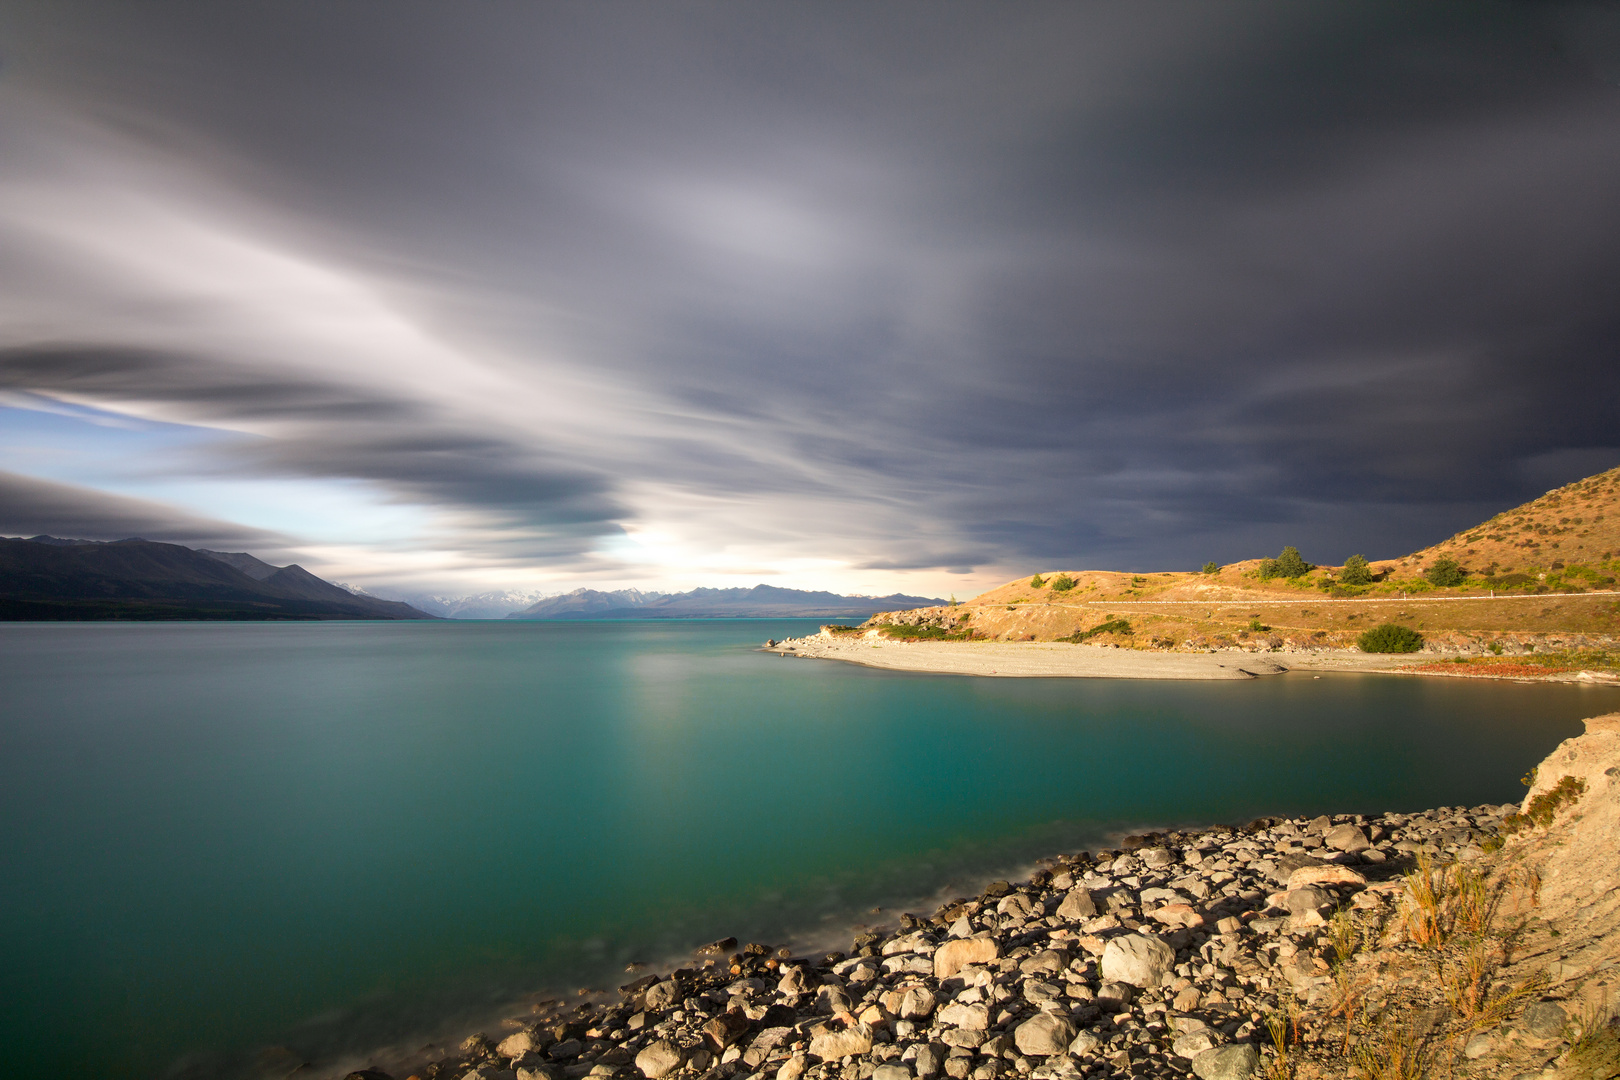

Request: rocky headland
left=335, top=714, right=1620, bottom=1080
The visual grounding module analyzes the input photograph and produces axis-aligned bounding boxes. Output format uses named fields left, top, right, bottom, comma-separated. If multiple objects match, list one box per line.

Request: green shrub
left=1502, top=775, right=1587, bottom=832
left=1202, top=561, right=1220, bottom=574
left=1029, top=573, right=1045, bottom=589
left=1358, top=623, right=1425, bottom=653
left=1066, top=618, right=1132, bottom=643
left=1051, top=573, right=1075, bottom=592
left=1425, top=557, right=1466, bottom=587
left=1340, top=554, right=1373, bottom=586
left=1247, top=617, right=1269, bottom=632
left=1259, top=546, right=1312, bottom=579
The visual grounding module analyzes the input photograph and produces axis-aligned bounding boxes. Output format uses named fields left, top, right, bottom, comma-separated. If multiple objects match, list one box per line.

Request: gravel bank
left=761, top=634, right=1409, bottom=680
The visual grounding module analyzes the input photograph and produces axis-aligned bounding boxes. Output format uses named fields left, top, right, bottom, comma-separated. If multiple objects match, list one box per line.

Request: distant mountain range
left=0, top=536, right=435, bottom=620
left=507, top=585, right=946, bottom=620
left=383, top=588, right=556, bottom=620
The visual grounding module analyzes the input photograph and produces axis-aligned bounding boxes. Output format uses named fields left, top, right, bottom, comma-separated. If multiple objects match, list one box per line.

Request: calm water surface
left=0, top=620, right=1610, bottom=1078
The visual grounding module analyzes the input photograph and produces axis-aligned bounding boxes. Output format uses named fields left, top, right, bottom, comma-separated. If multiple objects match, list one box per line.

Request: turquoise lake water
left=0, top=620, right=1611, bottom=1078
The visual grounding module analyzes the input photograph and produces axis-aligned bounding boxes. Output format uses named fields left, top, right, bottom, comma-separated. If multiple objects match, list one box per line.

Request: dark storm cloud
left=2, top=2, right=1618, bottom=579
left=0, top=469, right=287, bottom=551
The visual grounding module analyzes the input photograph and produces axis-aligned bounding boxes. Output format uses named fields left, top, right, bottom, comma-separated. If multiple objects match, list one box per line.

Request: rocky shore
left=340, top=714, right=1620, bottom=1080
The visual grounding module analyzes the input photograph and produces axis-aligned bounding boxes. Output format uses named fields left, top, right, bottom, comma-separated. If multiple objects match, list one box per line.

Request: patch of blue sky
left=138, top=476, right=432, bottom=548
left=0, top=395, right=226, bottom=485
left=0, top=395, right=432, bottom=548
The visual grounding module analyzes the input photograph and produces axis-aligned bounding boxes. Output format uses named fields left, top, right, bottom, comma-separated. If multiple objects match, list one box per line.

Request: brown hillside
left=1403, top=464, right=1620, bottom=576
left=859, top=465, right=1620, bottom=656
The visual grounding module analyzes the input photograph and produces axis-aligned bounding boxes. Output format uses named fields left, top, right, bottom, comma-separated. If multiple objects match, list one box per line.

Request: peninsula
left=770, top=466, right=1620, bottom=682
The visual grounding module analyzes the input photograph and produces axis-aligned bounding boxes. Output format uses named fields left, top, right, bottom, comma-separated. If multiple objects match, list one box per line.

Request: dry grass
left=1398, top=855, right=1500, bottom=949
left=1562, top=995, right=1620, bottom=1080
left=1351, top=1017, right=1438, bottom=1080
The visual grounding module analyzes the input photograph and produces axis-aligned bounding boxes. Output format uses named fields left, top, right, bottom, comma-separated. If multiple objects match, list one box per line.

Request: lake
left=0, top=620, right=1609, bottom=1078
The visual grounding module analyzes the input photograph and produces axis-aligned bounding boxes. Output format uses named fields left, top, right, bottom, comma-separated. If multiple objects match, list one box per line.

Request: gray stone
left=1190, top=1043, right=1260, bottom=1080
left=1283, top=886, right=1332, bottom=915
left=1463, top=1032, right=1496, bottom=1060
left=778, top=967, right=811, bottom=995
left=874, top=1065, right=912, bottom=1080
left=809, top=1019, right=874, bottom=1060
left=1096, top=981, right=1133, bottom=1012
left=934, top=936, right=999, bottom=978
left=635, top=1040, right=685, bottom=1080
left=1324, top=825, right=1371, bottom=854
left=899, top=986, right=937, bottom=1019
left=498, top=1032, right=541, bottom=1059
left=517, top=1067, right=559, bottom=1080
left=818, top=985, right=854, bottom=1015
left=1173, top=1028, right=1222, bottom=1059
left=1100, top=933, right=1175, bottom=988
left=1023, top=980, right=1064, bottom=1006
left=1068, top=1031, right=1102, bottom=1057
left=644, top=980, right=683, bottom=1010
left=1520, top=1002, right=1567, bottom=1041
left=548, top=1039, right=583, bottom=1060
left=1013, top=1012, right=1076, bottom=1056
left=941, top=1029, right=986, bottom=1050
left=981, top=1034, right=1014, bottom=1058
left=1056, top=888, right=1098, bottom=920
left=1305, top=815, right=1332, bottom=834
left=1139, top=846, right=1175, bottom=868
left=938, top=1002, right=991, bottom=1031
left=1019, top=949, right=1068, bottom=976
left=914, top=1044, right=947, bottom=1078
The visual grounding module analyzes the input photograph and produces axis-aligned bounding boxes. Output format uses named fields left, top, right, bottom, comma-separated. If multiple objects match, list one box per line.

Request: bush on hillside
left=1340, top=554, right=1372, bottom=586
left=1357, top=623, right=1425, bottom=653
left=1425, top=557, right=1466, bottom=587
left=1051, top=573, right=1076, bottom=592
left=1066, top=618, right=1132, bottom=643
left=1202, top=561, right=1220, bottom=574
left=1259, top=545, right=1313, bottom=580
left=1029, top=573, right=1046, bottom=589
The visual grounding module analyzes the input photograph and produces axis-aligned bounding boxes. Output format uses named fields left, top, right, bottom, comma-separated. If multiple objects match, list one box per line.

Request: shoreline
left=302, top=715, right=1620, bottom=1080
left=763, top=633, right=1620, bottom=684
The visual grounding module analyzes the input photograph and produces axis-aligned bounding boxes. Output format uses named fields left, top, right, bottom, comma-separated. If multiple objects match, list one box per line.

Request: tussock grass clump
left=1351, top=1017, right=1437, bottom=1080
left=1399, top=855, right=1500, bottom=949
left=1563, top=998, right=1620, bottom=1080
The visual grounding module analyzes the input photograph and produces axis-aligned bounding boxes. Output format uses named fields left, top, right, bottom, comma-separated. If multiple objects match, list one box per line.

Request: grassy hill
left=860, top=465, right=1620, bottom=659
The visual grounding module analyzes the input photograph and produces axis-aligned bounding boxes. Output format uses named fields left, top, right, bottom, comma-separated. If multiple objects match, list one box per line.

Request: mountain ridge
left=0, top=537, right=436, bottom=621
left=508, top=584, right=946, bottom=620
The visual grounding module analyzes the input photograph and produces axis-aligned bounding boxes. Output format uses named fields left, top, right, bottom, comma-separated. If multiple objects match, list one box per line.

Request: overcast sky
left=1, top=2, right=1618, bottom=596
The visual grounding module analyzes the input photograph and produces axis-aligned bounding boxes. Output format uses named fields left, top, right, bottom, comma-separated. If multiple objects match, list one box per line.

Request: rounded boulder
left=1100, top=933, right=1175, bottom=988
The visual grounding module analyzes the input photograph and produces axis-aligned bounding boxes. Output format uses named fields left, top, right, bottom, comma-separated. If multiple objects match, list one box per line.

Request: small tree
left=1202, top=561, right=1220, bottom=574
left=1051, top=573, right=1076, bottom=592
left=1258, top=546, right=1311, bottom=580
left=1340, top=554, right=1372, bottom=586
left=1358, top=623, right=1424, bottom=653
left=1029, top=573, right=1046, bottom=589
left=1425, top=557, right=1466, bottom=588
left=1274, top=546, right=1312, bottom=578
